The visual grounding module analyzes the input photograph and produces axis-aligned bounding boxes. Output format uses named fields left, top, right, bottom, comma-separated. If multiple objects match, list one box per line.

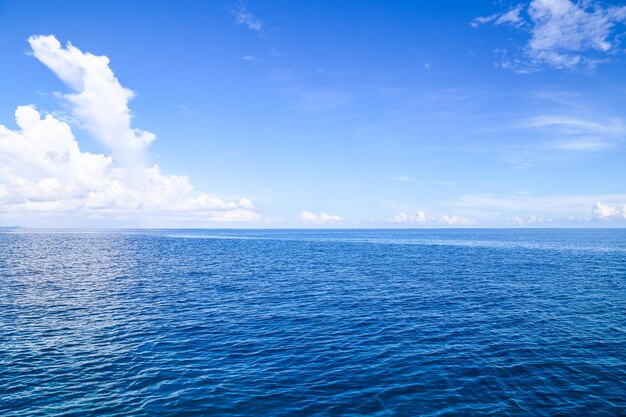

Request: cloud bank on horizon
left=0, top=35, right=258, bottom=223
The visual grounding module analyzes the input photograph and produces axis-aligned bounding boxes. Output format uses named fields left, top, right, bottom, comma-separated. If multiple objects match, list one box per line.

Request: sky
left=1, top=0, right=626, bottom=228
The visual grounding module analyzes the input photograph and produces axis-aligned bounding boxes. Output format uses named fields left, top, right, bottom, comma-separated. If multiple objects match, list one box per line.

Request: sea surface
left=1, top=229, right=625, bottom=416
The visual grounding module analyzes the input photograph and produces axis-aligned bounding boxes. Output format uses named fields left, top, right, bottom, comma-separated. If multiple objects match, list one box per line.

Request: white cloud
left=548, top=138, right=613, bottom=151
left=473, top=0, right=626, bottom=70
left=300, top=210, right=343, bottom=224
left=0, top=106, right=258, bottom=221
left=507, top=215, right=543, bottom=224
left=455, top=194, right=626, bottom=221
left=522, top=115, right=626, bottom=135
left=233, top=2, right=264, bottom=32
left=440, top=214, right=475, bottom=226
left=471, top=4, right=525, bottom=27
left=392, top=211, right=428, bottom=223
left=389, top=211, right=475, bottom=226
left=593, top=202, right=626, bottom=219
left=527, top=0, right=621, bottom=67
left=0, top=36, right=258, bottom=223
left=29, top=35, right=154, bottom=167
left=518, top=114, right=626, bottom=151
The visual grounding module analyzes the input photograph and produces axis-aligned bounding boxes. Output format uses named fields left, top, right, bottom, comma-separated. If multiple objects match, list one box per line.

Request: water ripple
left=1, top=229, right=625, bottom=415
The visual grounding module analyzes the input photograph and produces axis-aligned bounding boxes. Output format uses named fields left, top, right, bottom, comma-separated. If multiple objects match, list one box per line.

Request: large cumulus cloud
left=0, top=35, right=258, bottom=222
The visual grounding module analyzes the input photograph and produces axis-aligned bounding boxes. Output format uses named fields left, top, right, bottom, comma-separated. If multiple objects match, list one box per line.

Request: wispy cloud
left=392, top=176, right=457, bottom=186
left=473, top=0, right=626, bottom=71
left=471, top=4, right=525, bottom=28
left=547, top=138, right=613, bottom=151
left=232, top=2, right=264, bottom=32
left=521, top=115, right=626, bottom=135
left=454, top=194, right=626, bottom=219
left=518, top=114, right=626, bottom=151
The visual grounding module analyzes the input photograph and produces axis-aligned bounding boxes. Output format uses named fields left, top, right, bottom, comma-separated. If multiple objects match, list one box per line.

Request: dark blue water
left=1, top=229, right=625, bottom=416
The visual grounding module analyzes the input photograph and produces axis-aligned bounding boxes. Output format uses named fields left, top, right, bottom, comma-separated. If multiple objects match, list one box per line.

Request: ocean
left=1, top=229, right=624, bottom=416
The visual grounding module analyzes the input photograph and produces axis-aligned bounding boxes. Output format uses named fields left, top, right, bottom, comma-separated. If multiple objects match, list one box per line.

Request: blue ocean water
left=1, top=229, right=625, bottom=416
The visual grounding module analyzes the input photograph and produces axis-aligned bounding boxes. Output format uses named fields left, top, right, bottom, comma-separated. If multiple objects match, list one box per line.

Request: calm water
left=1, top=229, right=625, bottom=416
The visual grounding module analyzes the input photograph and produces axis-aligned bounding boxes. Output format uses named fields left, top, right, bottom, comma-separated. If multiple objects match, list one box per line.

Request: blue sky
left=1, top=0, right=626, bottom=227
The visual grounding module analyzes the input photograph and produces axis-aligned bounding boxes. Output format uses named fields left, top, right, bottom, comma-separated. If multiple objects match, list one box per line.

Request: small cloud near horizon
left=300, top=210, right=343, bottom=224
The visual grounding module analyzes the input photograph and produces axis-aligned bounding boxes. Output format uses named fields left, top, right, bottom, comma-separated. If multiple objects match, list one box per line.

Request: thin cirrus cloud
left=518, top=114, right=626, bottom=151
left=455, top=194, right=626, bottom=221
left=232, top=2, right=264, bottom=32
left=473, top=0, right=626, bottom=71
left=471, top=4, right=526, bottom=27
left=0, top=35, right=258, bottom=222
